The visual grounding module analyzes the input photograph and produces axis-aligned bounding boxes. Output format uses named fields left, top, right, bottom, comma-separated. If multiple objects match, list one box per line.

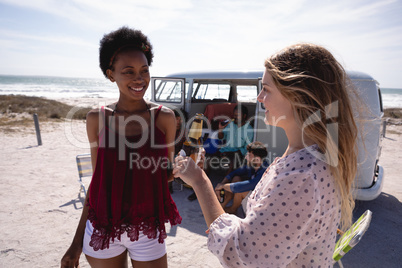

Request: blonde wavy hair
left=265, top=43, right=359, bottom=230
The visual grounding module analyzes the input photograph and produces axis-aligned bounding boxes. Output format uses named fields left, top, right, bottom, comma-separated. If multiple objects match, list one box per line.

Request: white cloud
left=0, top=0, right=401, bottom=86
left=0, top=0, right=193, bottom=33
left=0, top=29, right=95, bottom=48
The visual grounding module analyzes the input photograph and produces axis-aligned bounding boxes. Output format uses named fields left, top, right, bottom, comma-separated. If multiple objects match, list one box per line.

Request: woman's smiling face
left=107, top=49, right=150, bottom=101
left=257, top=69, right=294, bottom=129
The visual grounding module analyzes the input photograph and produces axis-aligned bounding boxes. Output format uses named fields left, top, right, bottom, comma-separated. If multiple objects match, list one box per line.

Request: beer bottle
left=219, top=189, right=225, bottom=203
left=175, top=113, right=204, bottom=186
left=182, top=113, right=203, bottom=163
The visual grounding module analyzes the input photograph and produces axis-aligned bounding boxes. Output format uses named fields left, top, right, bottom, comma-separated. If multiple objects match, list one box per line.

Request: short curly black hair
left=99, top=26, right=154, bottom=78
left=246, top=141, right=268, bottom=159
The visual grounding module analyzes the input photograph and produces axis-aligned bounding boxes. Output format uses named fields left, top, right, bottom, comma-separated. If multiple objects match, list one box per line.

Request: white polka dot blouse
left=208, top=144, right=341, bottom=268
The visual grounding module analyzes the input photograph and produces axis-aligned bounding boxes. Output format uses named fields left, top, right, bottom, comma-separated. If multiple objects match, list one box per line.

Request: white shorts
left=83, top=220, right=167, bottom=261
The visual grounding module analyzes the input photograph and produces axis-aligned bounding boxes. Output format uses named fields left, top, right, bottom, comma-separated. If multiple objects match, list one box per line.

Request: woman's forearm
left=192, top=171, right=225, bottom=227
left=173, top=156, right=225, bottom=227
left=71, top=187, right=90, bottom=246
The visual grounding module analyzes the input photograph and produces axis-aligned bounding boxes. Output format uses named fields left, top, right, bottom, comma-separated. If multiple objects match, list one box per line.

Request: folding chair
left=76, top=153, right=93, bottom=196
left=333, top=210, right=372, bottom=268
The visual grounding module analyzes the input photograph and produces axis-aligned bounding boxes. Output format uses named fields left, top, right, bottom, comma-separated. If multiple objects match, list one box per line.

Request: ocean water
left=0, top=75, right=119, bottom=99
left=0, top=75, right=401, bottom=108
left=381, top=88, right=402, bottom=108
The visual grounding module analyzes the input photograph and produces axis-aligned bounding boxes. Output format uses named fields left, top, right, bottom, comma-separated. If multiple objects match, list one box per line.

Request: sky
left=0, top=0, right=401, bottom=88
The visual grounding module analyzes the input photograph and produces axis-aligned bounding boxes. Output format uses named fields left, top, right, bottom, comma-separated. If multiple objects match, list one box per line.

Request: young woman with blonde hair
left=173, top=43, right=359, bottom=267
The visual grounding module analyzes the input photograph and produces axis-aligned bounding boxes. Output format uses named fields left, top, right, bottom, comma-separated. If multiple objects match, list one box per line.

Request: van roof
left=165, top=70, right=375, bottom=81
left=165, top=70, right=263, bottom=79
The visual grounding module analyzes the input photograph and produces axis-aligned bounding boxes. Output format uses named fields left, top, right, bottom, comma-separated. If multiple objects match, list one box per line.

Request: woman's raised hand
left=173, top=156, right=204, bottom=187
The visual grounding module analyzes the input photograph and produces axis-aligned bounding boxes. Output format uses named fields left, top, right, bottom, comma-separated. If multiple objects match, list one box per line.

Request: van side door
left=151, top=77, right=185, bottom=109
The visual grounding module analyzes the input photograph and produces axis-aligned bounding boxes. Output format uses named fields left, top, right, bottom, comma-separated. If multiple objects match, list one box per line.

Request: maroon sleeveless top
left=87, top=105, right=182, bottom=251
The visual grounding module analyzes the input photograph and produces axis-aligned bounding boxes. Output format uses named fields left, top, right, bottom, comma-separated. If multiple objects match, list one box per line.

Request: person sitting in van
left=214, top=141, right=268, bottom=214
left=217, top=105, right=254, bottom=173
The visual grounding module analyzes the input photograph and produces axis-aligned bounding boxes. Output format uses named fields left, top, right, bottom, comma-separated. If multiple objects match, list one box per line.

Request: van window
left=154, top=80, right=182, bottom=103
left=192, top=83, right=230, bottom=101
left=237, top=85, right=257, bottom=102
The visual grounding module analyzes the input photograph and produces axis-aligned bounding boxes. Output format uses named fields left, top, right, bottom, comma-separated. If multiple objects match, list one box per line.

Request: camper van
left=149, top=70, right=384, bottom=201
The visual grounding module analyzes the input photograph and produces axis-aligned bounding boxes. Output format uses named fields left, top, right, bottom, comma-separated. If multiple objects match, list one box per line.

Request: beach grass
left=384, top=108, right=402, bottom=119
left=0, top=95, right=91, bottom=119
left=0, top=95, right=91, bottom=131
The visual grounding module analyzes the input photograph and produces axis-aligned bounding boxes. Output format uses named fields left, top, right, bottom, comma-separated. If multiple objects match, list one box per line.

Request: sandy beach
left=0, top=98, right=401, bottom=268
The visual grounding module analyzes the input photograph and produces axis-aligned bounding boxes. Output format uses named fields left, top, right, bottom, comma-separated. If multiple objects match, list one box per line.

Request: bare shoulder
left=147, top=101, right=175, bottom=118
left=86, top=105, right=114, bottom=121
left=86, top=108, right=100, bottom=118
left=86, top=105, right=113, bottom=135
left=147, top=102, right=175, bottom=133
left=86, top=108, right=100, bottom=124
left=160, top=106, right=175, bottom=118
